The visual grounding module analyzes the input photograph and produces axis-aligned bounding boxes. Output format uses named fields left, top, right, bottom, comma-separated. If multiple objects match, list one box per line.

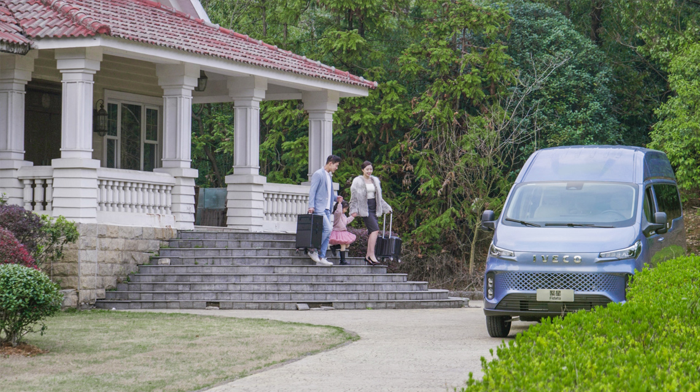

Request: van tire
left=486, top=315, right=511, bottom=337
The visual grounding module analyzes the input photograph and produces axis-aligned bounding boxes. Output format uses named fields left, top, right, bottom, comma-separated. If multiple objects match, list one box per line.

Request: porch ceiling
left=0, top=0, right=375, bottom=97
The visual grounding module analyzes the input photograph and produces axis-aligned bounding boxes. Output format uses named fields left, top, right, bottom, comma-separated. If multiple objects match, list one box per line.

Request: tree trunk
left=469, top=219, right=480, bottom=275
left=590, top=0, right=603, bottom=46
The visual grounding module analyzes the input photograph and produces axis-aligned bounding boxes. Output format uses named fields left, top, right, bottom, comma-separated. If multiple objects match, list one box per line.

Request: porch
left=0, top=45, right=367, bottom=232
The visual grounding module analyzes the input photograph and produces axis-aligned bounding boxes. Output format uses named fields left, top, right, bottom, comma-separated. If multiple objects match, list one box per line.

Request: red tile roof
left=0, top=0, right=377, bottom=89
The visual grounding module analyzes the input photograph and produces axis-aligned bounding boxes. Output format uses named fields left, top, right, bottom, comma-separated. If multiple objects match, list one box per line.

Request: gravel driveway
left=145, top=302, right=533, bottom=392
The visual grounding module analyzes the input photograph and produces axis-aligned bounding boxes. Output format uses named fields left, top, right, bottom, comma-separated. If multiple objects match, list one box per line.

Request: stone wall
left=48, top=223, right=176, bottom=308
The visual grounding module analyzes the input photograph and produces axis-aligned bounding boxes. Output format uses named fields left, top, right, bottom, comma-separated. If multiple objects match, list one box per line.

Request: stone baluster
left=35, top=179, right=45, bottom=211
left=45, top=178, right=53, bottom=212
left=22, top=179, right=33, bottom=210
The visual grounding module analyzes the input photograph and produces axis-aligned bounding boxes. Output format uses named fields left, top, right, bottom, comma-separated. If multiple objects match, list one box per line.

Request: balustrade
left=262, top=184, right=310, bottom=223
left=20, top=177, right=53, bottom=212
left=97, top=179, right=172, bottom=215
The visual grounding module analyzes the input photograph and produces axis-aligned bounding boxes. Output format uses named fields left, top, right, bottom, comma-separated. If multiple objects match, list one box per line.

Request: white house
left=0, top=0, right=374, bottom=305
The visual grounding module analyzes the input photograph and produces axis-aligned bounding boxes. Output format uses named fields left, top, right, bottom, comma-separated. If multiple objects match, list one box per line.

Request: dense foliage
left=0, top=264, right=63, bottom=347
left=462, top=254, right=700, bottom=390
left=0, top=227, right=38, bottom=270
left=0, top=204, right=78, bottom=270
left=0, top=204, right=44, bottom=255
left=193, top=0, right=700, bottom=287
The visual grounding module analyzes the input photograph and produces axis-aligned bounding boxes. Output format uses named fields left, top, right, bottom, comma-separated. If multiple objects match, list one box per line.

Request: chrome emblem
left=534, top=254, right=582, bottom=263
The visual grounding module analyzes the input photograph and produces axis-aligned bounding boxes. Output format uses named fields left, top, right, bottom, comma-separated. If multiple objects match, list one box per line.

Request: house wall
left=31, top=50, right=163, bottom=165
left=54, top=223, right=176, bottom=308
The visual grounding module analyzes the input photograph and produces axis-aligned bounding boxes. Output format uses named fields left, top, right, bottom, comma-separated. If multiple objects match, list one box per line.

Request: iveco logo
left=533, top=255, right=582, bottom=263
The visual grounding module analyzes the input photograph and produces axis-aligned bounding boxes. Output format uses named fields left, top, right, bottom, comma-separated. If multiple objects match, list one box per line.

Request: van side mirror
left=654, top=212, right=668, bottom=234
left=643, top=212, right=667, bottom=236
left=480, top=210, right=497, bottom=232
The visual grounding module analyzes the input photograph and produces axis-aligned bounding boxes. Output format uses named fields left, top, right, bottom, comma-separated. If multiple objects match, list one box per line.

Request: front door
left=24, top=81, right=62, bottom=166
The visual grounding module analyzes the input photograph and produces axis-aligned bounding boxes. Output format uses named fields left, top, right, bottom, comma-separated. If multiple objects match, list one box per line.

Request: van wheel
left=486, top=316, right=511, bottom=337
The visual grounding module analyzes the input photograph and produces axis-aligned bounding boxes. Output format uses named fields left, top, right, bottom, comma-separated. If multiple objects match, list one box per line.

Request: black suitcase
left=375, top=213, right=402, bottom=262
left=295, top=214, right=323, bottom=251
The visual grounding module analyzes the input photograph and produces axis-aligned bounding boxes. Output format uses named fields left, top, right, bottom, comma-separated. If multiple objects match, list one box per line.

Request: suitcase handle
left=382, top=212, right=393, bottom=238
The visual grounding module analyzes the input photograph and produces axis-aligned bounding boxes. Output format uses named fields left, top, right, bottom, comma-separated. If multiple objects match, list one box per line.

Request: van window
left=643, top=187, right=654, bottom=222
left=503, top=182, right=638, bottom=227
left=653, top=184, right=682, bottom=224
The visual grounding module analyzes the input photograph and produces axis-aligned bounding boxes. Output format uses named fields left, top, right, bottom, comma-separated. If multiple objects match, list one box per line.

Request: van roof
left=516, top=145, right=675, bottom=184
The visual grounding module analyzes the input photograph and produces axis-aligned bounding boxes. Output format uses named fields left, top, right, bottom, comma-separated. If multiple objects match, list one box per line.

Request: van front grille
left=495, top=293, right=612, bottom=312
left=498, top=272, right=623, bottom=294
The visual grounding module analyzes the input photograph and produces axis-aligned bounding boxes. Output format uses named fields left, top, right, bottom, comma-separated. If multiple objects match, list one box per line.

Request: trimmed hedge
left=0, top=264, right=62, bottom=346
left=463, top=255, right=700, bottom=391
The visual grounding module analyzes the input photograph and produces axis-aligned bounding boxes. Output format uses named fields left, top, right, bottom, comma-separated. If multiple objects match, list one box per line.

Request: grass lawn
left=0, top=310, right=356, bottom=392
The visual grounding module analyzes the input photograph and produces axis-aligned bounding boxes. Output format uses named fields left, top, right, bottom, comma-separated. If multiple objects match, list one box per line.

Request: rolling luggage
left=295, top=214, right=323, bottom=251
left=375, top=213, right=402, bottom=262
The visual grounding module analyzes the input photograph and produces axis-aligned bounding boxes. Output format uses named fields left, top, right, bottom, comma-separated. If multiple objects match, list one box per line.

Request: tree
left=649, top=42, right=700, bottom=191
left=396, top=0, right=518, bottom=274
left=506, top=2, right=620, bottom=151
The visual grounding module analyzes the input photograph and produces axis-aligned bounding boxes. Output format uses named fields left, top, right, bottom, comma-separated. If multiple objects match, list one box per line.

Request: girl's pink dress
left=330, top=209, right=357, bottom=245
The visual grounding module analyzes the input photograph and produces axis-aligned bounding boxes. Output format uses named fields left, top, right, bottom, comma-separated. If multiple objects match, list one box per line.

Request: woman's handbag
left=375, top=213, right=402, bottom=262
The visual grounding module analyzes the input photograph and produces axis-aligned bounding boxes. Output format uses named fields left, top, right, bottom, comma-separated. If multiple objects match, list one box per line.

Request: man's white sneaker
left=316, top=258, right=333, bottom=266
left=308, top=251, right=320, bottom=262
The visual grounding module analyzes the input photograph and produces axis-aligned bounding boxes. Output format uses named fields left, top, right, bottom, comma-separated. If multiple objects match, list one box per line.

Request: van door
left=651, top=183, right=686, bottom=264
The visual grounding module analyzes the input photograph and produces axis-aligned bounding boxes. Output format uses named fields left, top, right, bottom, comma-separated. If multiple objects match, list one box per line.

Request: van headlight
left=599, top=241, right=642, bottom=260
left=486, top=272, right=495, bottom=299
left=489, top=243, right=515, bottom=258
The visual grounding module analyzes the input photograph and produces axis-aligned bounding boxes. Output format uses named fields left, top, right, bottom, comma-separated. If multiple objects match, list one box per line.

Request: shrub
left=34, top=215, right=79, bottom=269
left=462, top=255, right=700, bottom=391
left=0, top=204, right=44, bottom=255
left=0, top=205, right=78, bottom=269
left=0, top=264, right=62, bottom=346
left=0, top=227, right=38, bottom=269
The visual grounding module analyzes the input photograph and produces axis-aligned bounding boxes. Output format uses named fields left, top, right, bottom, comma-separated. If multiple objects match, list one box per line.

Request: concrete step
left=159, top=247, right=354, bottom=258
left=178, top=232, right=295, bottom=241
left=104, top=289, right=450, bottom=301
left=116, top=281, right=428, bottom=292
left=95, top=298, right=466, bottom=310
left=149, top=255, right=367, bottom=266
left=125, top=272, right=408, bottom=284
left=134, top=265, right=386, bottom=276
left=166, top=239, right=296, bottom=249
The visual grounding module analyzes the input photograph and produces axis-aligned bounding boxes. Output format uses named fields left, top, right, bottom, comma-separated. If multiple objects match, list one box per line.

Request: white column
left=51, top=48, right=102, bottom=222
left=0, top=52, right=36, bottom=206
left=303, top=90, right=339, bottom=179
left=230, top=76, right=267, bottom=175
left=154, top=64, right=199, bottom=230
left=226, top=76, right=267, bottom=231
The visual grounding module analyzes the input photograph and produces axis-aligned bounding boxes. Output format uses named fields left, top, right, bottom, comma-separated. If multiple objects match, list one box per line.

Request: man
left=307, top=155, right=343, bottom=266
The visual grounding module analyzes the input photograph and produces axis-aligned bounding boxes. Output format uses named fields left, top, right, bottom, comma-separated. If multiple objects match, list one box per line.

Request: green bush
left=463, top=255, right=700, bottom=391
left=0, top=264, right=63, bottom=347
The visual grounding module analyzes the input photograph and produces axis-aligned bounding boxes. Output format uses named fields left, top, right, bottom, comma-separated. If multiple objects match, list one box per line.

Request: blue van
left=480, top=146, right=686, bottom=337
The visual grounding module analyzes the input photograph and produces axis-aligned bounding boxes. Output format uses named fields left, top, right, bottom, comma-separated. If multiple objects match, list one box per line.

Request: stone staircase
left=95, top=230, right=465, bottom=310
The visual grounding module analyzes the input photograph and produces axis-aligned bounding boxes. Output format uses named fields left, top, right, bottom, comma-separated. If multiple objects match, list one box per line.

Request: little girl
left=329, top=200, right=356, bottom=265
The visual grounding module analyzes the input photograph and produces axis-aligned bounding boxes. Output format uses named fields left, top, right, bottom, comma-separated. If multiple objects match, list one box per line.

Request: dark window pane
left=107, top=103, right=118, bottom=137
left=644, top=187, right=654, bottom=222
left=146, top=108, right=158, bottom=141
left=107, top=139, right=116, bottom=168
left=144, top=143, right=156, bottom=172
left=654, top=184, right=682, bottom=224
left=120, top=103, right=142, bottom=170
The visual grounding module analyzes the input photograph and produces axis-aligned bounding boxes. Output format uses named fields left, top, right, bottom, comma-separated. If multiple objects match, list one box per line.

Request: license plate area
left=536, top=289, right=574, bottom=302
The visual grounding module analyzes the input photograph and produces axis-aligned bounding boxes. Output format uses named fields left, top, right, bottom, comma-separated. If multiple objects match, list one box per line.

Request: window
left=653, top=184, right=682, bottom=226
left=103, top=92, right=161, bottom=172
left=643, top=186, right=655, bottom=223
left=503, top=182, right=638, bottom=227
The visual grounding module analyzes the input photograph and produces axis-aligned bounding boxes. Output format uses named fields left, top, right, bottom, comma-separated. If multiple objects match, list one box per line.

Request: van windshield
left=503, top=182, right=638, bottom=228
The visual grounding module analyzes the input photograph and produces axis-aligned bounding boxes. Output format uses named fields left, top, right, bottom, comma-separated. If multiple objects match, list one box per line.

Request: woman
left=349, top=161, right=392, bottom=265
